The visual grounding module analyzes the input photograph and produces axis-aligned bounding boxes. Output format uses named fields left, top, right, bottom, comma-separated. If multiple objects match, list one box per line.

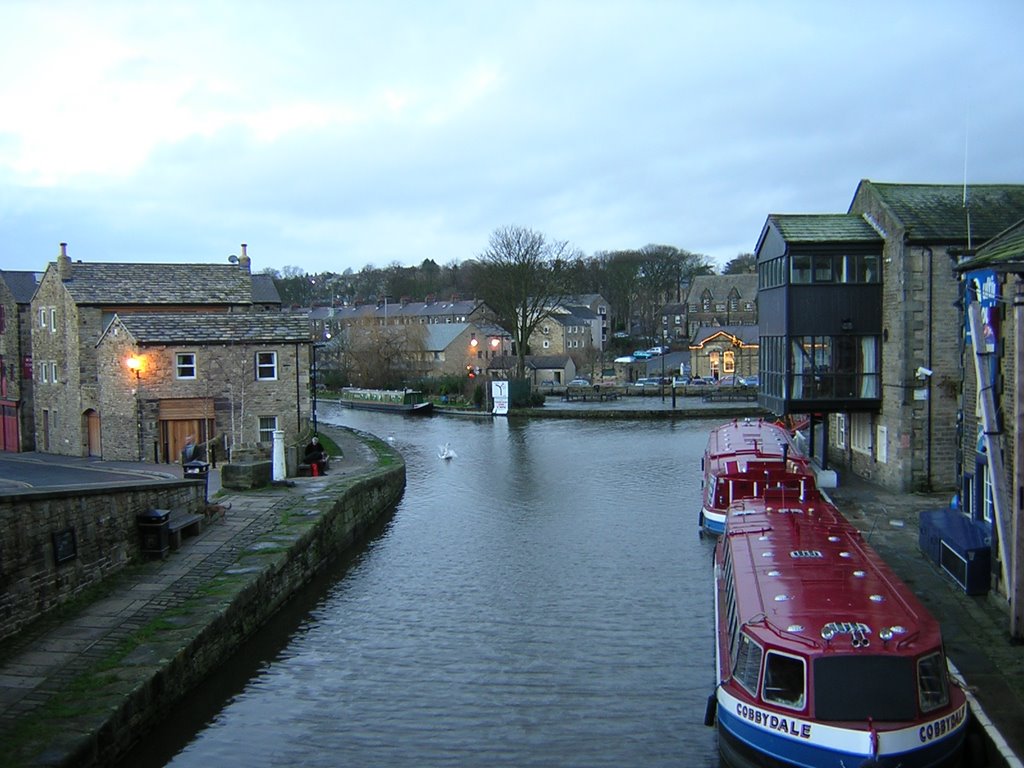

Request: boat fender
left=703, top=694, right=717, bottom=727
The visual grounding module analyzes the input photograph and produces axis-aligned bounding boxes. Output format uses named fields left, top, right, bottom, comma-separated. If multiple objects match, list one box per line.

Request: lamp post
left=125, top=355, right=143, bottom=460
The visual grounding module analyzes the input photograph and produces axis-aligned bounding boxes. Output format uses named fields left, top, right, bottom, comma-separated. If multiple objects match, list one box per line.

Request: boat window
left=762, top=652, right=805, bottom=710
left=918, top=652, right=950, bottom=713
left=814, top=655, right=916, bottom=721
left=733, top=633, right=763, bottom=696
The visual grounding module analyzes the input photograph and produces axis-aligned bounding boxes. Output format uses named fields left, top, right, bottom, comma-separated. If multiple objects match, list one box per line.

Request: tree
left=723, top=253, right=757, bottom=274
left=472, top=225, right=579, bottom=380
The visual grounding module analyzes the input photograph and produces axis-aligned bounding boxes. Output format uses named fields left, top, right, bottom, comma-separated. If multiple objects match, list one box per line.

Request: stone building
left=31, top=243, right=295, bottom=460
left=688, top=326, right=759, bottom=382
left=756, top=181, right=1024, bottom=493
left=96, top=312, right=311, bottom=462
left=681, top=274, right=758, bottom=340
left=950, top=221, right=1024, bottom=625
left=0, top=270, right=38, bottom=451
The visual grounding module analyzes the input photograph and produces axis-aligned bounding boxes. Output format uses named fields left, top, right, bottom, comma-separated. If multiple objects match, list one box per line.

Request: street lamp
left=125, top=355, right=143, bottom=460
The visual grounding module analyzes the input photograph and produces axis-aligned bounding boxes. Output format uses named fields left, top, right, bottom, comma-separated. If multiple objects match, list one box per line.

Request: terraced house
left=32, top=243, right=310, bottom=461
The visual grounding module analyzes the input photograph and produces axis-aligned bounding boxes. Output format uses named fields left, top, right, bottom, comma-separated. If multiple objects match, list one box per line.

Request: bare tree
left=344, top=320, right=427, bottom=388
left=722, top=253, right=757, bottom=274
left=472, top=225, right=579, bottom=379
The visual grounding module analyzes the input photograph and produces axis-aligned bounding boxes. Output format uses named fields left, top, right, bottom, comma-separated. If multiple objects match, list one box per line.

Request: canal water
left=140, top=407, right=723, bottom=767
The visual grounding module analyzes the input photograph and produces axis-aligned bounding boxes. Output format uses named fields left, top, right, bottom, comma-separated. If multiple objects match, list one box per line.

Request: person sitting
left=303, top=436, right=329, bottom=475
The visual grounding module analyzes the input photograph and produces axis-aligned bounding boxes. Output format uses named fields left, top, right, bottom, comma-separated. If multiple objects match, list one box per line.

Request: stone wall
left=90, top=464, right=405, bottom=767
left=0, top=480, right=205, bottom=641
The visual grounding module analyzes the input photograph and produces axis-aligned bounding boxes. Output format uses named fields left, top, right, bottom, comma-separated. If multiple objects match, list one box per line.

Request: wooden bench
left=168, top=510, right=204, bottom=550
left=297, top=456, right=331, bottom=477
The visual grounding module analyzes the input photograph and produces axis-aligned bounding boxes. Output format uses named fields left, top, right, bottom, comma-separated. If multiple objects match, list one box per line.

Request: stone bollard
left=272, top=429, right=286, bottom=482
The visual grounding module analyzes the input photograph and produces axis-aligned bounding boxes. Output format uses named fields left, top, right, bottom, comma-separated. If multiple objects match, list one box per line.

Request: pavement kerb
left=826, top=477, right=1024, bottom=768
left=0, top=426, right=403, bottom=768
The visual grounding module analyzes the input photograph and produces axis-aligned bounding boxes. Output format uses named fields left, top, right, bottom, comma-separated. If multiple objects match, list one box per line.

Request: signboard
left=964, top=269, right=998, bottom=352
left=491, top=381, right=509, bottom=415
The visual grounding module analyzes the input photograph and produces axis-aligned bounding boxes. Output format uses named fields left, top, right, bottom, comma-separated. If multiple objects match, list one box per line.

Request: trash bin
left=137, top=508, right=170, bottom=559
left=183, top=459, right=211, bottom=502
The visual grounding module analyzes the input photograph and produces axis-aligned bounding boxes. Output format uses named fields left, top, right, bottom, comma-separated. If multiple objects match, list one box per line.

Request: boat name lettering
left=735, top=703, right=811, bottom=739
left=821, top=621, right=871, bottom=636
left=919, top=706, right=966, bottom=743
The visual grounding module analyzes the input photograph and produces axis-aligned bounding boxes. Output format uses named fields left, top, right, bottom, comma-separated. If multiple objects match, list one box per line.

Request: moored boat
left=700, top=418, right=815, bottom=535
left=338, top=388, right=434, bottom=414
left=708, top=492, right=969, bottom=767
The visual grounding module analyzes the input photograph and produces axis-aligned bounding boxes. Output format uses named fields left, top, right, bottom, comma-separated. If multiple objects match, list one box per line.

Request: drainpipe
left=1012, top=277, right=1024, bottom=639
left=925, top=246, right=934, bottom=490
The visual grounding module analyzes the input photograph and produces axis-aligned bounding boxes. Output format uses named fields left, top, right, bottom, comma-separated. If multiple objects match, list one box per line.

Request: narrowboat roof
left=705, top=419, right=804, bottom=464
left=725, top=499, right=939, bottom=656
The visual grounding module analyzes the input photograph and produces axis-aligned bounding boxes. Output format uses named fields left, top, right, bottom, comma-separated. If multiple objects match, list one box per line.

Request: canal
left=137, top=407, right=723, bottom=767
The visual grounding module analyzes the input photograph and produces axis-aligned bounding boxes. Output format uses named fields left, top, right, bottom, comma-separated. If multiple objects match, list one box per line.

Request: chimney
left=238, top=243, right=251, bottom=273
left=57, top=242, right=72, bottom=280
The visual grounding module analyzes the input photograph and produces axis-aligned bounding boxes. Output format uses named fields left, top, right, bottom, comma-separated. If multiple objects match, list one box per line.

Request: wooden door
left=85, top=410, right=101, bottom=457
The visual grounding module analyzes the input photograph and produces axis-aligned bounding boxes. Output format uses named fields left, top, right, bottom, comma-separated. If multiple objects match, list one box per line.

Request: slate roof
left=689, top=325, right=760, bottom=347
left=0, top=270, right=40, bottom=303
left=58, top=262, right=255, bottom=305
left=853, top=181, right=1024, bottom=242
left=766, top=213, right=882, bottom=243
left=105, top=312, right=311, bottom=345
left=958, top=218, right=1024, bottom=271
left=251, top=273, right=282, bottom=304
left=424, top=323, right=470, bottom=351
left=686, top=274, right=758, bottom=302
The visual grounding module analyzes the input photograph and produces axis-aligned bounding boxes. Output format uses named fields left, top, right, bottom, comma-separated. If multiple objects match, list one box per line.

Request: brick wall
left=0, top=480, right=204, bottom=642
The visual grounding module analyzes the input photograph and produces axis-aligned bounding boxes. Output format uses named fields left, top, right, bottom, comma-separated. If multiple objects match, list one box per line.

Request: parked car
left=629, top=377, right=664, bottom=389
left=672, top=375, right=691, bottom=387
left=645, top=345, right=669, bottom=356
left=717, top=375, right=739, bottom=387
left=740, top=375, right=760, bottom=388
left=568, top=377, right=591, bottom=387
left=689, top=376, right=710, bottom=386
left=632, top=349, right=654, bottom=359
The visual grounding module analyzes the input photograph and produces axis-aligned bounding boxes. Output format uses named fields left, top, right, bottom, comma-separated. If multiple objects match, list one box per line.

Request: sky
left=2, top=1, right=1023, bottom=278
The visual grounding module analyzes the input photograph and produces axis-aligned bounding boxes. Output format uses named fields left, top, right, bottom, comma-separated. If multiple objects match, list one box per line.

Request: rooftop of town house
left=0, top=270, right=40, bottom=304
left=689, top=325, right=760, bottom=348
left=764, top=213, right=883, bottom=243
left=957, top=218, right=1024, bottom=271
left=685, top=273, right=758, bottom=303
left=51, top=260, right=274, bottom=306
left=101, top=311, right=312, bottom=345
left=852, top=180, right=1024, bottom=243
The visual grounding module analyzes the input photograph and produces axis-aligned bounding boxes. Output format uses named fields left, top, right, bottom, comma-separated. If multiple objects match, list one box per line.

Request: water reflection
left=154, top=407, right=722, bottom=767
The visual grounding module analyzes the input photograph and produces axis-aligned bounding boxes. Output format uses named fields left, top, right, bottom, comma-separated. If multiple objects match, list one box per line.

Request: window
left=791, top=255, right=812, bottom=283
left=40, top=362, right=48, bottom=383
left=0, top=305, right=5, bottom=332
left=39, top=308, right=47, bottom=329
left=918, top=652, right=950, bottom=713
left=255, top=351, right=278, bottom=380
left=50, top=361, right=57, bottom=383
left=851, top=413, right=872, bottom=454
left=733, top=633, right=763, bottom=696
left=763, top=652, right=806, bottom=710
left=176, top=352, right=197, bottom=379
left=258, top=416, right=278, bottom=443
left=832, top=413, right=847, bottom=447
left=723, top=350, right=735, bottom=374
left=50, top=308, right=57, bottom=333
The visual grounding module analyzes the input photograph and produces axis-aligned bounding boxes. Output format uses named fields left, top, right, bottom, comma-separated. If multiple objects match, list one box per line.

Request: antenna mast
left=963, top=113, right=972, bottom=251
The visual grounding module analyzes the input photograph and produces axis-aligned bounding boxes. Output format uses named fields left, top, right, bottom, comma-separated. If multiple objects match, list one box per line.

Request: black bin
left=137, top=508, right=170, bottom=559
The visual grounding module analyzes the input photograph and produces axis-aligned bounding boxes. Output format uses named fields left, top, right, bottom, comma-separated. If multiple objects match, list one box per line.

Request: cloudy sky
left=2, top=1, right=1022, bottom=277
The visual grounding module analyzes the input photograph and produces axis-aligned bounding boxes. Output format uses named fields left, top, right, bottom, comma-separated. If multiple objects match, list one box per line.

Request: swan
left=438, top=442, right=456, bottom=460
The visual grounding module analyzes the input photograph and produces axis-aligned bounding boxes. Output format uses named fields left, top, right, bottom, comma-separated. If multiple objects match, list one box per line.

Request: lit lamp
left=125, top=355, right=142, bottom=380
